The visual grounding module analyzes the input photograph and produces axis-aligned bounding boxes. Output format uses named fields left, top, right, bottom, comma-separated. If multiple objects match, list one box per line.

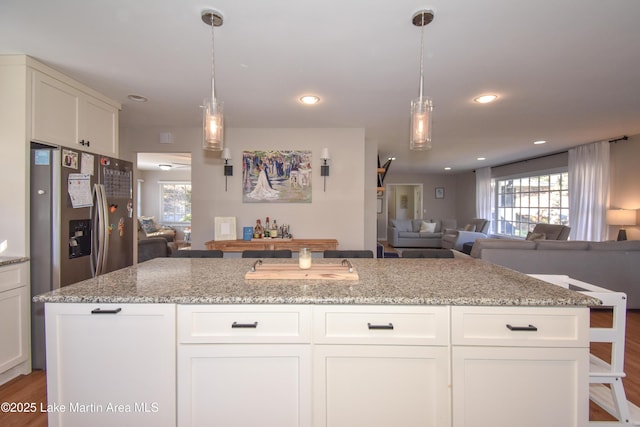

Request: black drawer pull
left=232, top=321, right=258, bottom=328
left=506, top=324, right=538, bottom=332
left=368, top=322, right=394, bottom=330
left=91, top=308, right=122, bottom=314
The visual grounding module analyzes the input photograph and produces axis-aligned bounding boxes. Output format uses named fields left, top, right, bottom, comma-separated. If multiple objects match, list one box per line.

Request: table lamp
left=606, top=209, right=637, bottom=241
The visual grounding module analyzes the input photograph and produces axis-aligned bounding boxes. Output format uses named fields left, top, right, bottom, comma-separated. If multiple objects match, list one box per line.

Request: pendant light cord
left=210, top=14, right=216, bottom=102
left=418, top=13, right=425, bottom=100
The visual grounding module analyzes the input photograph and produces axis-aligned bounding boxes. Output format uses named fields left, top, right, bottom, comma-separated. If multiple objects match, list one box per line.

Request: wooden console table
left=204, top=238, right=338, bottom=253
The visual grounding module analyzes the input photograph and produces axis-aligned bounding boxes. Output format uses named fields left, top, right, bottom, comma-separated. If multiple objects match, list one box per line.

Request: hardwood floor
left=0, top=370, right=47, bottom=427
left=1, top=310, right=639, bottom=426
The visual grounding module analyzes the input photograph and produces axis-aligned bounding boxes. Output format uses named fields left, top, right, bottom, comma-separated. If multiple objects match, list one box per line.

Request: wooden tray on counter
left=245, top=262, right=359, bottom=281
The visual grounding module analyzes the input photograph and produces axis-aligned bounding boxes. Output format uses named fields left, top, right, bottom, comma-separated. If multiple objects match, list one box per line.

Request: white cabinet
left=0, top=262, right=30, bottom=385
left=45, top=303, right=176, bottom=427
left=451, top=306, right=590, bottom=427
left=177, top=305, right=312, bottom=427
left=41, top=301, right=592, bottom=427
left=31, top=69, right=119, bottom=157
left=312, top=306, right=451, bottom=427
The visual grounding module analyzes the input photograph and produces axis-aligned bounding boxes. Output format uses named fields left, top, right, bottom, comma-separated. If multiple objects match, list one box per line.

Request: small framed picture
left=214, top=216, right=237, bottom=241
left=435, top=187, right=445, bottom=199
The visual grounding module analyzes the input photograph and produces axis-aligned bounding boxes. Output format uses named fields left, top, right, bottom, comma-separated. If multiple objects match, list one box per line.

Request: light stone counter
left=0, top=256, right=29, bottom=267
left=33, top=257, right=599, bottom=306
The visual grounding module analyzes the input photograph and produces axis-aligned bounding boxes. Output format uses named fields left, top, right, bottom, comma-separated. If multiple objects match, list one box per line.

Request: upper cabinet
left=31, top=69, right=119, bottom=157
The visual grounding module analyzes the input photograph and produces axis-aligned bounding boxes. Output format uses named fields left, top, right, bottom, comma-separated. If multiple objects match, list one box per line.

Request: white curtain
left=475, top=167, right=493, bottom=233
left=568, top=141, right=610, bottom=241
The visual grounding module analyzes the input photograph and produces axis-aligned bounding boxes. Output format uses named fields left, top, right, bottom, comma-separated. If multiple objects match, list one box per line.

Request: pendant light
left=410, top=10, right=434, bottom=151
left=202, top=10, right=224, bottom=151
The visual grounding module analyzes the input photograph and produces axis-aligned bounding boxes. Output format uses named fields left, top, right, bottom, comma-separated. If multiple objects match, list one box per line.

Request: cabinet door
left=451, top=346, right=588, bottom=427
left=0, top=285, right=29, bottom=374
left=31, top=70, right=79, bottom=146
left=178, top=344, right=311, bottom=427
left=78, top=95, right=118, bottom=157
left=45, top=303, right=176, bottom=427
left=314, top=345, right=450, bottom=427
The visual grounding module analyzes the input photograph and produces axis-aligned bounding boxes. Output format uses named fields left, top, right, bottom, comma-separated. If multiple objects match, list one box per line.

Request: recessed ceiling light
left=299, top=95, right=320, bottom=105
left=477, top=157, right=486, bottom=161
left=158, top=164, right=172, bottom=171
left=533, top=140, right=547, bottom=145
left=128, top=94, right=148, bottom=102
left=444, top=167, right=452, bottom=170
left=473, top=94, right=498, bottom=104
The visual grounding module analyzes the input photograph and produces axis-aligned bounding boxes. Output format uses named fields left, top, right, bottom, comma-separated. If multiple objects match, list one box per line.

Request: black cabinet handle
left=368, top=322, right=394, bottom=330
left=506, top=324, right=538, bottom=332
left=91, top=307, right=122, bottom=314
left=232, top=321, right=258, bottom=328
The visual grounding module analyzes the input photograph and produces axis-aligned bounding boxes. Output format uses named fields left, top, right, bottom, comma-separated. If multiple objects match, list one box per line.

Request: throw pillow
left=525, top=232, right=546, bottom=241
left=419, top=222, right=437, bottom=233
left=139, top=216, right=158, bottom=233
left=464, top=224, right=476, bottom=232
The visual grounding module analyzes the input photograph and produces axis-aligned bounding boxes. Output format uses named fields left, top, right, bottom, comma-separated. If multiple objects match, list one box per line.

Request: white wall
left=121, top=127, right=371, bottom=251
left=609, top=134, right=640, bottom=240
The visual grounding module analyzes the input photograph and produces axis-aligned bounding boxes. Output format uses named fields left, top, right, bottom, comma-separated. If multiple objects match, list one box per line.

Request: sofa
left=441, top=218, right=491, bottom=251
left=138, top=237, right=172, bottom=263
left=387, top=219, right=457, bottom=248
left=470, top=239, right=640, bottom=308
left=137, top=216, right=176, bottom=242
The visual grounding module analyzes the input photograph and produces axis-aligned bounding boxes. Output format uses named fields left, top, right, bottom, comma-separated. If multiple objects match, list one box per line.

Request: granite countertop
left=0, top=256, right=29, bottom=267
left=33, top=258, right=600, bottom=306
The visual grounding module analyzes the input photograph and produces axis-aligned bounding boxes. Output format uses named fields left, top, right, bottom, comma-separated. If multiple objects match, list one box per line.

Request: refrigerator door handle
left=90, top=185, right=100, bottom=276
left=98, top=184, right=110, bottom=274
left=90, top=184, right=110, bottom=277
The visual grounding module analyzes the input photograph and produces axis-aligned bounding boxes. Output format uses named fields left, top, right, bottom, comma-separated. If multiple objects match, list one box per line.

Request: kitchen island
left=35, top=257, right=599, bottom=427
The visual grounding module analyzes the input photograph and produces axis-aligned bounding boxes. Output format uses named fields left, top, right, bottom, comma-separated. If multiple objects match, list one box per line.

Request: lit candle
left=299, top=248, right=312, bottom=269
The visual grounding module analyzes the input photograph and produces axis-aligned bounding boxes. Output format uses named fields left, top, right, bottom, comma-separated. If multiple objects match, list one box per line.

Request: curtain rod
left=609, top=135, right=628, bottom=143
left=476, top=135, right=630, bottom=171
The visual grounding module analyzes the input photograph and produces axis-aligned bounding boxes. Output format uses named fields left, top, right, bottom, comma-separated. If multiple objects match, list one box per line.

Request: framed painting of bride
left=242, top=150, right=312, bottom=203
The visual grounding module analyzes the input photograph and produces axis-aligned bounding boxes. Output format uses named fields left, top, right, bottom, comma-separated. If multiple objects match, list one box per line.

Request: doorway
left=136, top=153, right=192, bottom=247
left=382, top=184, right=423, bottom=239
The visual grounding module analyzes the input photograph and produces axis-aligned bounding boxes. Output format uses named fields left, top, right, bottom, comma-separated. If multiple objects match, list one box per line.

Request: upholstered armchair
left=528, top=223, right=571, bottom=240
left=441, top=218, right=491, bottom=252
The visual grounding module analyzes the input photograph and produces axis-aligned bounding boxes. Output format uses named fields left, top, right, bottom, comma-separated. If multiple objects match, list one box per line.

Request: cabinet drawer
left=0, top=263, right=27, bottom=293
left=313, top=306, right=449, bottom=345
left=178, top=305, right=311, bottom=343
left=451, top=306, right=589, bottom=347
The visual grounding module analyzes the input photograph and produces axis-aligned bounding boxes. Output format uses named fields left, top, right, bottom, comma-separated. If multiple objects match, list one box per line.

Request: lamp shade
left=410, top=97, right=433, bottom=150
left=203, top=99, right=224, bottom=151
left=606, top=209, right=637, bottom=226
left=222, top=148, right=231, bottom=160
left=320, top=148, right=330, bottom=160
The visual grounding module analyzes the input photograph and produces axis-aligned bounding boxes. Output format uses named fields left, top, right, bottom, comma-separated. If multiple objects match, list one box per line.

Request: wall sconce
left=607, top=209, right=637, bottom=241
left=222, top=148, right=232, bottom=192
left=320, top=148, right=330, bottom=192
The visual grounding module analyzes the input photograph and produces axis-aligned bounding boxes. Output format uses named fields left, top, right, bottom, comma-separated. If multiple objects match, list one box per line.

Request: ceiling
left=2, top=0, right=639, bottom=173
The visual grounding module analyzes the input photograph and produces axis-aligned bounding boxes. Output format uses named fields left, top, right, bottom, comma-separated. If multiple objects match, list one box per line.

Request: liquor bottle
left=265, top=217, right=271, bottom=238
left=254, top=219, right=264, bottom=239
left=270, top=219, right=278, bottom=238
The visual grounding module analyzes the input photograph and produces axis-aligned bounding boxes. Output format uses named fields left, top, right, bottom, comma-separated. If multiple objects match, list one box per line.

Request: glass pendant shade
left=410, top=96, right=433, bottom=150
left=203, top=99, right=224, bottom=151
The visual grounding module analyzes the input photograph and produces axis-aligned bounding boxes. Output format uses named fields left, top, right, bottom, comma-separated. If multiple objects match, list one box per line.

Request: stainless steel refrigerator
left=30, top=142, right=134, bottom=369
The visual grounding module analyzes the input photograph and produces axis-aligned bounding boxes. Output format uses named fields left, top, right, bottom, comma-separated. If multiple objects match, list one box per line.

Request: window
left=494, top=172, right=569, bottom=237
left=159, top=182, right=191, bottom=224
